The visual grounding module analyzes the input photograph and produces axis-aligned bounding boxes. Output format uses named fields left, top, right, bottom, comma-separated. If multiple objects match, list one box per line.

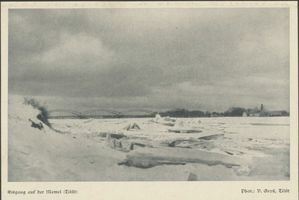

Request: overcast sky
left=9, top=8, right=289, bottom=112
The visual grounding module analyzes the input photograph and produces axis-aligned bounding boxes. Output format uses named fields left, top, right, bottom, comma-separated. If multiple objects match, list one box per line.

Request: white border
left=1, top=2, right=298, bottom=200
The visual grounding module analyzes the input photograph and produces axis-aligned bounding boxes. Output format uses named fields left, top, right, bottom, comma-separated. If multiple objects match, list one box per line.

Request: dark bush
left=24, top=97, right=51, bottom=127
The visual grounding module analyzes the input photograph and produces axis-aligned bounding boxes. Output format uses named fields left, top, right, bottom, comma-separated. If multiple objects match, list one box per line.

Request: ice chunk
left=124, top=123, right=141, bottom=131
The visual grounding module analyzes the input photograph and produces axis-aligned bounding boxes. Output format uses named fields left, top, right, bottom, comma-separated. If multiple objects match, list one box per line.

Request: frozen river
left=8, top=97, right=290, bottom=181
left=47, top=116, right=290, bottom=180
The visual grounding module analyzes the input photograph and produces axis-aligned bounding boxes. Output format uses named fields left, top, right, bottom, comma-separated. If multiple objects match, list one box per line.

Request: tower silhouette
left=260, top=104, right=264, bottom=111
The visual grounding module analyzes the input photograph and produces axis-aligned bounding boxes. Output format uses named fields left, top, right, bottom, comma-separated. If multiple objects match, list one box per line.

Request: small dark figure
left=28, top=119, right=44, bottom=130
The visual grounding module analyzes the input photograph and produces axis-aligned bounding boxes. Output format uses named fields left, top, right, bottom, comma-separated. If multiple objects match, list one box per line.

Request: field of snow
left=8, top=96, right=290, bottom=181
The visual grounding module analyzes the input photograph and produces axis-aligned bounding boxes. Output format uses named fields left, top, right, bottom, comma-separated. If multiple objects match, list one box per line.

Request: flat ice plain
left=8, top=96, right=289, bottom=181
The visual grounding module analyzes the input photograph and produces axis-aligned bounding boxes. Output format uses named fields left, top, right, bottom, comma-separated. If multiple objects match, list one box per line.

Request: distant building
left=245, top=108, right=289, bottom=117
left=247, top=107, right=260, bottom=117
left=249, top=112, right=260, bottom=117
left=246, top=104, right=268, bottom=117
left=268, top=111, right=289, bottom=117
left=223, top=104, right=288, bottom=118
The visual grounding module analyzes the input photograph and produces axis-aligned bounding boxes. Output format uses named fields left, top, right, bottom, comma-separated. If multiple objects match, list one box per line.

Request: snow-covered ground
left=8, top=95, right=289, bottom=181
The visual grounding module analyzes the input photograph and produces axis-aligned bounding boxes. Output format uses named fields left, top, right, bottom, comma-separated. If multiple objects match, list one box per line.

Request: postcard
left=1, top=1, right=298, bottom=200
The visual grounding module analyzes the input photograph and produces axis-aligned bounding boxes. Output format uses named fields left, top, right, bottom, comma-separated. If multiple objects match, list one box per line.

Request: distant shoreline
left=48, top=115, right=290, bottom=119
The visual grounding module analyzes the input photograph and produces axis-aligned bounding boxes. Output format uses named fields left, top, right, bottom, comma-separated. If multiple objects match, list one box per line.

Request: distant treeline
left=159, top=107, right=289, bottom=118
left=159, top=108, right=226, bottom=118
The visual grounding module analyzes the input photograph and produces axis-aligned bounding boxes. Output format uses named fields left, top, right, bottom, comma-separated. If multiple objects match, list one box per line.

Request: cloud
left=36, top=32, right=114, bottom=71
left=8, top=8, right=290, bottom=111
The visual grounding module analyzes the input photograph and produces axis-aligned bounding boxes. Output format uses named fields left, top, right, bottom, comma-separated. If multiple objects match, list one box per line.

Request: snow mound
left=152, top=114, right=175, bottom=126
left=8, top=95, right=125, bottom=181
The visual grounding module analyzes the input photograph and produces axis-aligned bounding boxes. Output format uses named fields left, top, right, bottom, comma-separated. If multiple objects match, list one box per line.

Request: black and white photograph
left=6, top=6, right=292, bottom=182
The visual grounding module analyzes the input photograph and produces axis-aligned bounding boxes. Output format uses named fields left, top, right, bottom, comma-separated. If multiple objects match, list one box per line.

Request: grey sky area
left=9, top=8, right=289, bottom=112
